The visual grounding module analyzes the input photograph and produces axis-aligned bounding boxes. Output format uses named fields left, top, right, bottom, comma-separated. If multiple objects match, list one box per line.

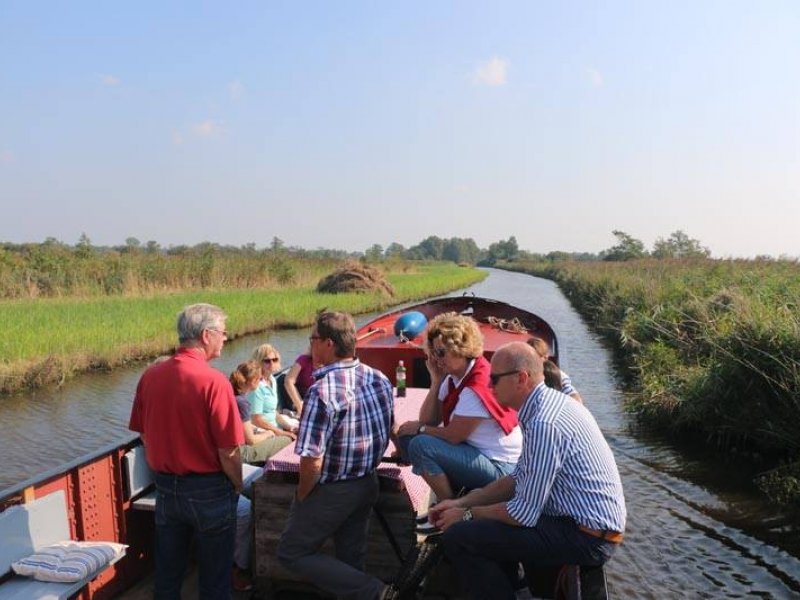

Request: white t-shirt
left=438, top=362, right=522, bottom=464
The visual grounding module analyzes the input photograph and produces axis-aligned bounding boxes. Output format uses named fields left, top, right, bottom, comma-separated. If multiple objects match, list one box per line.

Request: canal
left=1, top=268, right=799, bottom=597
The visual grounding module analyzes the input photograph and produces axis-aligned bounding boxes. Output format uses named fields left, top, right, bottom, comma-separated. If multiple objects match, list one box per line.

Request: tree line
left=0, top=229, right=714, bottom=299
left=365, top=229, right=711, bottom=265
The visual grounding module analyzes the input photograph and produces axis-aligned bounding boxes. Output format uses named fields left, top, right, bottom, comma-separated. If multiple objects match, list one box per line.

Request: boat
left=354, top=295, right=559, bottom=389
left=1, top=295, right=603, bottom=599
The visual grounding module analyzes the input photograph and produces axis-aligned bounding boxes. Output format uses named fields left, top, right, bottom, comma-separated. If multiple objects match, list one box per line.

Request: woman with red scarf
left=397, top=312, right=523, bottom=510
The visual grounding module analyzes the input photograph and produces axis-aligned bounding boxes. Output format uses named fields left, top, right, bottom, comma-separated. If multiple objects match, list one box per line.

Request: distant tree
left=75, top=233, right=94, bottom=259
left=652, top=230, right=711, bottom=259
left=546, top=251, right=572, bottom=262
left=602, top=230, right=648, bottom=261
left=364, top=244, right=384, bottom=262
left=270, top=237, right=285, bottom=252
left=483, top=236, right=520, bottom=264
left=145, top=240, right=160, bottom=254
left=407, top=236, right=445, bottom=260
left=442, top=238, right=481, bottom=264
left=385, top=242, right=406, bottom=259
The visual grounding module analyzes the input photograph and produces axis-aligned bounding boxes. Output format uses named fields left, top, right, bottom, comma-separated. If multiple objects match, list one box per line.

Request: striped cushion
left=11, top=541, right=127, bottom=583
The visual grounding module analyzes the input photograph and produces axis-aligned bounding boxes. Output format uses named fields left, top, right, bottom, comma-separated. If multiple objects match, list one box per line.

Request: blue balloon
left=394, top=311, right=428, bottom=339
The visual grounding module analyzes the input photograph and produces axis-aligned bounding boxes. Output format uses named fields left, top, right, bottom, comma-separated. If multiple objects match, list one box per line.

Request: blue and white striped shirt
left=559, top=370, right=577, bottom=396
left=295, top=358, right=394, bottom=484
left=507, top=382, right=626, bottom=532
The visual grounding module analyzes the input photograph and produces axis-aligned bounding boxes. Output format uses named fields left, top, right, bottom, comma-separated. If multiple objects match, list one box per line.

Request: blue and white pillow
left=12, top=541, right=127, bottom=583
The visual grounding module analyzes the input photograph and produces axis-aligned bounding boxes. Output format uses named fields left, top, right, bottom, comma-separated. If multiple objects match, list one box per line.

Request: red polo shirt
left=129, top=348, right=244, bottom=474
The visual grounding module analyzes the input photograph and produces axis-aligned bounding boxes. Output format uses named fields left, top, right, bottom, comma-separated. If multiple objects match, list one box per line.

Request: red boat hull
left=356, top=296, right=558, bottom=388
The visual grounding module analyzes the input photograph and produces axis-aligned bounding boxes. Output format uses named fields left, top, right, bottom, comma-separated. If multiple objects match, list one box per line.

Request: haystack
left=317, top=262, right=395, bottom=296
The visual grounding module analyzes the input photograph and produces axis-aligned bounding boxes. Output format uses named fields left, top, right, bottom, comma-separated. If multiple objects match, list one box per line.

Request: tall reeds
left=503, top=258, right=800, bottom=505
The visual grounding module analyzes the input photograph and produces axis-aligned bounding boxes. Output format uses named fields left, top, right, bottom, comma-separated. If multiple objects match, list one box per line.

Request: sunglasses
left=489, top=370, right=520, bottom=386
left=262, top=357, right=279, bottom=364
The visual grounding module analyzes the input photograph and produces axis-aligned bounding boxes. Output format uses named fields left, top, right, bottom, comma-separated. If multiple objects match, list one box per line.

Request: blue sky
left=1, top=1, right=798, bottom=257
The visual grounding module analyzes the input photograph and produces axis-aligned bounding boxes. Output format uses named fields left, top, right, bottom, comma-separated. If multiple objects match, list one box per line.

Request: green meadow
left=0, top=262, right=485, bottom=394
left=501, top=258, right=800, bottom=505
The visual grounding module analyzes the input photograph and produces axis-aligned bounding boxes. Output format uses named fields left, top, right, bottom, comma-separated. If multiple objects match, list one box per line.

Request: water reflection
left=1, top=269, right=799, bottom=597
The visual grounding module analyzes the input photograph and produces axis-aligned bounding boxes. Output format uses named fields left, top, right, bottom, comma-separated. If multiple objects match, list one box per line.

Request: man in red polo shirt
left=129, top=303, right=244, bottom=599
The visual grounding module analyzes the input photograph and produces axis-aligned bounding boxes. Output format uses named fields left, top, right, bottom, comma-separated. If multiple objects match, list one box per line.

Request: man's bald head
left=494, top=342, right=543, bottom=377
left=490, top=342, right=544, bottom=410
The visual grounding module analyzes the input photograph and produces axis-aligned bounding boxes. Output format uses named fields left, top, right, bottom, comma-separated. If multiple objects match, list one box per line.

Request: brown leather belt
left=578, top=525, right=624, bottom=544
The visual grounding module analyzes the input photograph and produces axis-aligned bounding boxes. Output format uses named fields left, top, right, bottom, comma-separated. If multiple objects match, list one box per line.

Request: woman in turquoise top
left=248, top=344, right=298, bottom=439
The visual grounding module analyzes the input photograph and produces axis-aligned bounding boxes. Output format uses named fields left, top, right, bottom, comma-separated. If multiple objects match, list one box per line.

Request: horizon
left=1, top=2, right=798, bottom=259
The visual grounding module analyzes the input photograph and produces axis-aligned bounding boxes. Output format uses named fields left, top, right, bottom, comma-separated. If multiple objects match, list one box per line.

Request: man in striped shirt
left=277, top=311, right=394, bottom=600
left=430, top=341, right=626, bottom=599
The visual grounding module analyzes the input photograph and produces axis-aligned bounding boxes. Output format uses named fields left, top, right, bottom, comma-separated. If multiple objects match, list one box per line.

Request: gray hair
left=177, top=303, right=227, bottom=343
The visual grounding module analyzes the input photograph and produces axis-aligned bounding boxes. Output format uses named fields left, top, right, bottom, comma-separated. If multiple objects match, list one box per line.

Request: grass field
left=0, top=263, right=486, bottom=394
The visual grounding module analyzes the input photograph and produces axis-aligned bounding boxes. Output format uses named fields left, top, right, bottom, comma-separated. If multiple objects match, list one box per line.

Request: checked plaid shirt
left=295, top=358, right=394, bottom=484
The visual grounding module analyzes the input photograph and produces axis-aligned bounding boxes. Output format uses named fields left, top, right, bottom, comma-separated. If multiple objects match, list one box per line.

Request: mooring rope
left=486, top=316, right=529, bottom=334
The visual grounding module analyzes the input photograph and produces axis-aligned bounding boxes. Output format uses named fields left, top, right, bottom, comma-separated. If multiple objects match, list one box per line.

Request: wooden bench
left=0, top=490, right=124, bottom=600
left=123, top=444, right=264, bottom=511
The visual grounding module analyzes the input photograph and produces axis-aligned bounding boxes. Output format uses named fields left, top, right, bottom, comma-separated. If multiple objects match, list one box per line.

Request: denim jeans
left=442, top=515, right=618, bottom=600
left=154, top=471, right=238, bottom=600
left=234, top=496, right=252, bottom=570
left=399, top=434, right=516, bottom=492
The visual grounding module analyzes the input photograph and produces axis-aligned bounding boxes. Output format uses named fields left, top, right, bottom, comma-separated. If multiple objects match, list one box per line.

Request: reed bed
left=0, top=263, right=486, bottom=395
left=501, top=258, right=800, bottom=505
left=0, top=244, right=343, bottom=298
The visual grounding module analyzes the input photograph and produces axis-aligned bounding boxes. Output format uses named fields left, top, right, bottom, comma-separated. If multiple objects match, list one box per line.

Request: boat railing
left=0, top=432, right=140, bottom=505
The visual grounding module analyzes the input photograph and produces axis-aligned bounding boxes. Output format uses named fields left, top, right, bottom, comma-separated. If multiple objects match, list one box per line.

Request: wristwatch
left=462, top=508, right=473, bottom=522
left=418, top=424, right=427, bottom=434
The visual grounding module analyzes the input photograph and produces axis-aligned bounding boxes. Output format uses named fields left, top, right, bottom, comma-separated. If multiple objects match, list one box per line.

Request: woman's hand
left=397, top=420, right=421, bottom=437
left=425, top=354, right=445, bottom=382
left=281, top=430, right=297, bottom=440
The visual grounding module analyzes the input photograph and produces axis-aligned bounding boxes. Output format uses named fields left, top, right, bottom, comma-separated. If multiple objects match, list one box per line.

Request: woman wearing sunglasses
left=396, top=313, right=522, bottom=525
left=248, top=344, right=298, bottom=440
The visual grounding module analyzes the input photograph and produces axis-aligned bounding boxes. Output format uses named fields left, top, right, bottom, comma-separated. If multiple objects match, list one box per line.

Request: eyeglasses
left=309, top=335, right=323, bottom=342
left=207, top=328, right=228, bottom=338
left=431, top=347, right=447, bottom=359
left=489, top=370, right=520, bottom=386
left=262, top=357, right=279, bottom=364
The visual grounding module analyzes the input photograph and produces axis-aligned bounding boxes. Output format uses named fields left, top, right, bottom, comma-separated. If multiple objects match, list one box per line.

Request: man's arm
left=218, top=446, right=243, bottom=493
left=297, top=456, right=323, bottom=501
left=430, top=475, right=519, bottom=530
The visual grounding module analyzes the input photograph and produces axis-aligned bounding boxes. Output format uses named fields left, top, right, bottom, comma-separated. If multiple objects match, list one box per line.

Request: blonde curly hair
left=425, top=312, right=483, bottom=359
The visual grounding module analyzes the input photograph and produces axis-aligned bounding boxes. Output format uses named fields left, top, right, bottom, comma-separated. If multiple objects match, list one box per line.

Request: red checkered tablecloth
left=265, top=388, right=431, bottom=513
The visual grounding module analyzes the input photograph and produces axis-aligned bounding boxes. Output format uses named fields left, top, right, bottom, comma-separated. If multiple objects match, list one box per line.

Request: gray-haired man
left=129, top=303, right=244, bottom=599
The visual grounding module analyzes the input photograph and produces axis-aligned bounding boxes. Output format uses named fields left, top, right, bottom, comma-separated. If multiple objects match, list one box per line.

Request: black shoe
left=415, top=521, right=442, bottom=536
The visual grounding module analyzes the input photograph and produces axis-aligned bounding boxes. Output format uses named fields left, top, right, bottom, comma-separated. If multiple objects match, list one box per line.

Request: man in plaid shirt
left=277, top=311, right=394, bottom=600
